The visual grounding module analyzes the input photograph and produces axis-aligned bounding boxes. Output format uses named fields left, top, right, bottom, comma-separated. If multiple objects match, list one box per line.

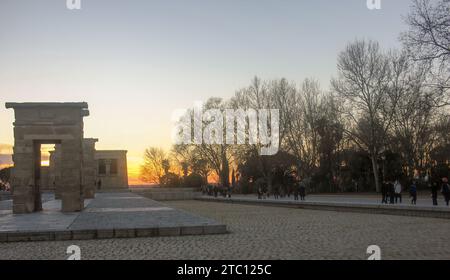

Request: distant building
left=95, top=150, right=129, bottom=190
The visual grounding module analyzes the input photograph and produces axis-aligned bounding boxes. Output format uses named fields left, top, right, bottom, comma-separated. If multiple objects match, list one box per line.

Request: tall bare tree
left=332, top=40, right=403, bottom=192
left=401, top=0, right=450, bottom=93
left=140, top=147, right=168, bottom=184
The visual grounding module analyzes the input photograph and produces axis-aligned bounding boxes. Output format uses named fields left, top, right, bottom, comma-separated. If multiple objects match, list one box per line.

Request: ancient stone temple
left=5, top=102, right=128, bottom=214
left=83, top=138, right=99, bottom=198
left=95, top=150, right=128, bottom=190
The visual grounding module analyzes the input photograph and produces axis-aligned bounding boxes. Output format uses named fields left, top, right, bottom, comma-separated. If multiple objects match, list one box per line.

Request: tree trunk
left=370, top=154, right=381, bottom=192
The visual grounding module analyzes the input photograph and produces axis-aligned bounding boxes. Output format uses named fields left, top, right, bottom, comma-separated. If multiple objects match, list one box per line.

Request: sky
left=0, top=0, right=415, bottom=183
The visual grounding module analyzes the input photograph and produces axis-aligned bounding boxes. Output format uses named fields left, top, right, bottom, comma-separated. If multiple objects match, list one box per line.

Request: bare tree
left=389, top=60, right=444, bottom=177
left=401, top=0, right=450, bottom=92
left=332, top=40, right=403, bottom=192
left=284, top=79, right=324, bottom=175
left=139, top=147, right=168, bottom=184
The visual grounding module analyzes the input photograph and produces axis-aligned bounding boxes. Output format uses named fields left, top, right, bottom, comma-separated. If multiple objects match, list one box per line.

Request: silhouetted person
left=410, top=182, right=417, bottom=205
left=430, top=181, right=439, bottom=206
left=293, top=186, right=299, bottom=201
left=201, top=184, right=207, bottom=195
left=389, top=181, right=395, bottom=204
left=299, top=183, right=306, bottom=201
left=381, top=181, right=388, bottom=204
left=97, top=179, right=102, bottom=190
left=292, top=173, right=299, bottom=201
left=441, top=178, right=450, bottom=206
left=227, top=185, right=232, bottom=198
left=273, top=185, right=280, bottom=199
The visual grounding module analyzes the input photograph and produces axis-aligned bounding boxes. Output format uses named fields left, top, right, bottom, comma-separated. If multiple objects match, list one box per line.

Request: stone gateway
left=5, top=102, right=128, bottom=214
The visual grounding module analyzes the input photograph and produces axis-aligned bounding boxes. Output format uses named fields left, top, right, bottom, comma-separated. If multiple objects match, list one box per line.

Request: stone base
left=61, top=193, right=84, bottom=212
left=83, top=188, right=95, bottom=199
left=12, top=188, right=36, bottom=214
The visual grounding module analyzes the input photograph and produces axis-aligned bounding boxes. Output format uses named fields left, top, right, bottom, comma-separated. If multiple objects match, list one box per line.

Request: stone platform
left=131, top=187, right=199, bottom=201
left=0, top=192, right=226, bottom=242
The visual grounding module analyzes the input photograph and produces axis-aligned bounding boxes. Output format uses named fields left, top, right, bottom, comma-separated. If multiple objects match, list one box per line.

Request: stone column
left=60, top=138, right=84, bottom=212
left=49, top=144, right=62, bottom=197
left=10, top=139, right=36, bottom=213
left=82, top=138, right=98, bottom=199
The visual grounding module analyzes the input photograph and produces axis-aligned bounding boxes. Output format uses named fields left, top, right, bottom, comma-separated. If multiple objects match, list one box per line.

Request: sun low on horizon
left=0, top=0, right=413, bottom=185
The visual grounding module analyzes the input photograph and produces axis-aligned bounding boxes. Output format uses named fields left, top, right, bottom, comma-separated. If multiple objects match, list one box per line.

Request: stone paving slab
left=198, top=195, right=450, bottom=219
left=0, top=193, right=227, bottom=242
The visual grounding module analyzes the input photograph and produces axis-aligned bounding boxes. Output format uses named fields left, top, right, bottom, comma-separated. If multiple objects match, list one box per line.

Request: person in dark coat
left=381, top=181, right=388, bottom=204
left=299, top=182, right=306, bottom=201
left=257, top=186, right=263, bottom=200
left=430, top=180, right=439, bottom=206
left=273, top=185, right=280, bottom=199
left=293, top=186, right=299, bottom=201
left=293, top=174, right=300, bottom=201
left=441, top=177, right=450, bottom=206
left=388, top=180, right=395, bottom=204
left=410, top=181, right=417, bottom=205
left=213, top=185, right=218, bottom=197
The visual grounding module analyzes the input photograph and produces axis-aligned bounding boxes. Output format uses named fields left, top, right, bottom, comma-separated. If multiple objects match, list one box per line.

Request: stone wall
left=95, top=150, right=128, bottom=190
left=82, top=138, right=98, bottom=198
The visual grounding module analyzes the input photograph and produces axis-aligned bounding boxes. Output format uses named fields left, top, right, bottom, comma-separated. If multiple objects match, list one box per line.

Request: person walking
left=227, top=185, right=232, bottom=198
left=273, top=185, right=280, bottom=200
left=381, top=181, right=388, bottom=204
left=394, top=179, right=402, bottom=204
left=389, top=180, right=395, bottom=204
left=430, top=180, right=439, bottom=206
left=213, top=185, right=218, bottom=198
left=293, top=187, right=299, bottom=201
left=441, top=177, right=450, bottom=206
left=293, top=176, right=300, bottom=201
left=299, top=182, right=306, bottom=201
left=410, top=181, right=417, bottom=205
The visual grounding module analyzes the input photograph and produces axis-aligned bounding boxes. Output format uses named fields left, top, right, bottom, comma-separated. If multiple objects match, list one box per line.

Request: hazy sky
left=0, top=0, right=414, bottom=181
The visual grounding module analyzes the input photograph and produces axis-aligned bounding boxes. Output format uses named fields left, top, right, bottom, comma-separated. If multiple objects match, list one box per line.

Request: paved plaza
left=0, top=193, right=225, bottom=242
left=0, top=199, right=449, bottom=259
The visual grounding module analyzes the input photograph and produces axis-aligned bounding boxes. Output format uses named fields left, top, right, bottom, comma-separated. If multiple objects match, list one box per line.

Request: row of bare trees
left=140, top=0, right=450, bottom=192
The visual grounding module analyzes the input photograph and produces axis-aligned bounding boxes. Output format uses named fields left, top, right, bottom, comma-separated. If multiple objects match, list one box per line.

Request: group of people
left=381, top=179, right=404, bottom=204
left=381, top=177, right=450, bottom=206
left=256, top=174, right=307, bottom=201
left=200, top=173, right=450, bottom=207
left=201, top=184, right=233, bottom=198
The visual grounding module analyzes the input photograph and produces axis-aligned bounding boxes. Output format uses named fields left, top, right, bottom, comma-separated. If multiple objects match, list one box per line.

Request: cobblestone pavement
left=1, top=200, right=450, bottom=260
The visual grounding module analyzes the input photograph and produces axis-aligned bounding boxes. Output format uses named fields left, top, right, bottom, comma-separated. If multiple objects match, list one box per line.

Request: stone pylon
left=5, top=102, right=89, bottom=213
